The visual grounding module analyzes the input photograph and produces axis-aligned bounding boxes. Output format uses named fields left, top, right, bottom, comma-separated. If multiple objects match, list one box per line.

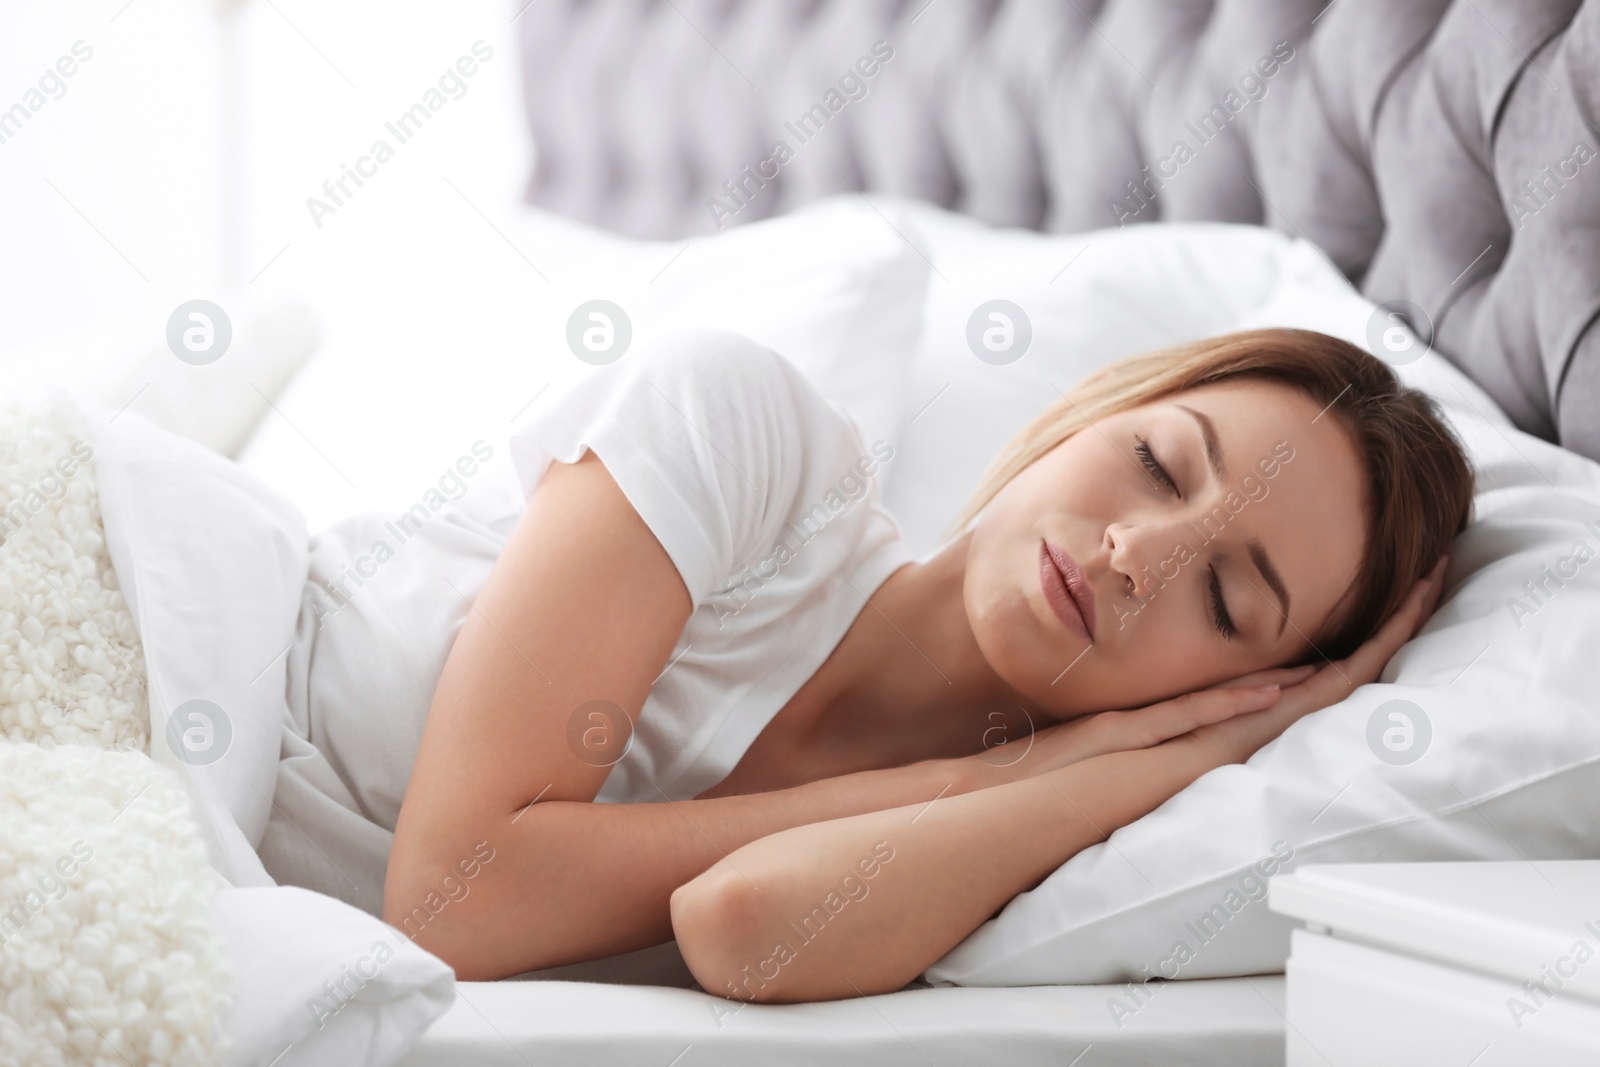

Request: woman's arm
left=385, top=451, right=1000, bottom=980
left=670, top=559, right=1448, bottom=1003
left=386, top=449, right=1345, bottom=979
left=668, top=737, right=1217, bottom=1003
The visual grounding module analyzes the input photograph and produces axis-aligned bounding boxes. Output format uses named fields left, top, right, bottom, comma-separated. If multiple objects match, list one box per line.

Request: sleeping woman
left=258, top=325, right=1472, bottom=1002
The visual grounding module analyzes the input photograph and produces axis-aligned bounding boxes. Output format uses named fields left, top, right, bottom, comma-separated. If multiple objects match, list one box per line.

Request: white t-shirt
left=257, top=326, right=912, bottom=912
left=507, top=326, right=912, bottom=803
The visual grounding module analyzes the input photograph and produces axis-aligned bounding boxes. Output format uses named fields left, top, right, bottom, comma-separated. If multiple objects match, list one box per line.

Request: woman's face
left=965, top=378, right=1367, bottom=717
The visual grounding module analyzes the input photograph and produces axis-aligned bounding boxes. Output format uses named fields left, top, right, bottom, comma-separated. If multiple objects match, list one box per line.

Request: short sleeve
left=507, top=327, right=805, bottom=609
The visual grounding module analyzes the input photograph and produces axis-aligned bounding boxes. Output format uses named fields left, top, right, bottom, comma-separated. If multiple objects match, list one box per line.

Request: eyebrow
left=1176, top=404, right=1227, bottom=484
left=1247, top=538, right=1291, bottom=639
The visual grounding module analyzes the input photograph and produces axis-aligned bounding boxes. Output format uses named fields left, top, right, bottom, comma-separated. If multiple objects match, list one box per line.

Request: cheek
left=962, top=539, right=1025, bottom=658
left=963, top=526, right=1067, bottom=699
left=1092, top=599, right=1248, bottom=708
left=965, top=496, right=1046, bottom=624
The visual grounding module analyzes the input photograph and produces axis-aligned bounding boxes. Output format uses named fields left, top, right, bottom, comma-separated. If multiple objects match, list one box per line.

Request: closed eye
left=1134, top=435, right=1181, bottom=499
left=1208, top=563, right=1239, bottom=639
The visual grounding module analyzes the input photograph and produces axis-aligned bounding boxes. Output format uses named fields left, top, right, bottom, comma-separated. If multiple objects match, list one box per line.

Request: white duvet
left=85, top=400, right=457, bottom=1067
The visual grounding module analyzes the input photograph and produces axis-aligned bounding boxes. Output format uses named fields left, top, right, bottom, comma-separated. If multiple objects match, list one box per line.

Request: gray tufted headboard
left=515, top=0, right=1600, bottom=462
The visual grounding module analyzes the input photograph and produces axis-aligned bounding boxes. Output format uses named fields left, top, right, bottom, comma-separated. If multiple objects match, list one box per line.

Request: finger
left=1381, top=569, right=1439, bottom=636
left=1335, top=570, right=1441, bottom=686
left=1316, top=587, right=1430, bottom=696
left=1208, top=663, right=1318, bottom=691
left=1403, top=565, right=1446, bottom=631
left=1418, top=554, right=1450, bottom=621
left=1144, top=684, right=1285, bottom=740
left=1266, top=664, right=1320, bottom=687
left=1405, top=557, right=1448, bottom=625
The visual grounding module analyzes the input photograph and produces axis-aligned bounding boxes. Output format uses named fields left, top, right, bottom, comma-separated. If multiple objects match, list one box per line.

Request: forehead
left=1166, top=379, right=1346, bottom=453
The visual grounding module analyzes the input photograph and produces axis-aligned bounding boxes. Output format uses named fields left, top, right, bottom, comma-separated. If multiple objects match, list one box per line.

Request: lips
left=1040, top=539, right=1097, bottom=643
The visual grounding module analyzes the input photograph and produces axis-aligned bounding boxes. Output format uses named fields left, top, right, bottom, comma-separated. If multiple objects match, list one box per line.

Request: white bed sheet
left=399, top=976, right=1287, bottom=1066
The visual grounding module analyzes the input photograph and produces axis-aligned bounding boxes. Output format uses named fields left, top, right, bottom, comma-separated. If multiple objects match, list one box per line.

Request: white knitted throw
left=0, top=392, right=146, bottom=750
left=0, top=393, right=232, bottom=1066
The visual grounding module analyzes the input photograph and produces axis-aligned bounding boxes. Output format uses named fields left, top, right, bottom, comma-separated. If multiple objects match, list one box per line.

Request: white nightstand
left=1268, top=862, right=1600, bottom=1066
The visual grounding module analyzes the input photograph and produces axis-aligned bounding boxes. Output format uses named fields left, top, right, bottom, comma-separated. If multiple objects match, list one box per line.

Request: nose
left=1103, top=520, right=1180, bottom=600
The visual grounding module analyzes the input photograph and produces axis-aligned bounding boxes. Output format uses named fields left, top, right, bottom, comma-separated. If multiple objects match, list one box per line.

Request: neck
left=811, top=530, right=1041, bottom=765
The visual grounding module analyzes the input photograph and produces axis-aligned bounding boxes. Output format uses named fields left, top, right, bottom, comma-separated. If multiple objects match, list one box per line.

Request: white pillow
left=881, top=204, right=1296, bottom=558
left=1, top=293, right=320, bottom=459
left=215, top=884, right=455, bottom=1067
left=906, top=211, right=1600, bottom=987
left=639, top=194, right=928, bottom=455
left=235, top=194, right=929, bottom=535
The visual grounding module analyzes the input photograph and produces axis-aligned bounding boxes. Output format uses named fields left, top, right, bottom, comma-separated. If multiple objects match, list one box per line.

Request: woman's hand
left=959, top=664, right=1318, bottom=788
left=1179, top=554, right=1450, bottom=767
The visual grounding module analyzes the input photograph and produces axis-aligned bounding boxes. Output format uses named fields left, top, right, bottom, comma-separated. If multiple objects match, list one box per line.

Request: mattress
left=399, top=975, right=1288, bottom=1066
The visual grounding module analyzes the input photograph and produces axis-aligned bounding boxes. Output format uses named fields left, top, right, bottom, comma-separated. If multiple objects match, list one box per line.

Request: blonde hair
left=946, top=328, right=1475, bottom=663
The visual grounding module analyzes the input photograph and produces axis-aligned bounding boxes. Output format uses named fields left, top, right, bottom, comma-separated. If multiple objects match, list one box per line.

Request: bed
left=255, top=1, right=1600, bottom=1063
left=206, top=192, right=1304, bottom=1066
left=403, top=973, right=1289, bottom=1066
